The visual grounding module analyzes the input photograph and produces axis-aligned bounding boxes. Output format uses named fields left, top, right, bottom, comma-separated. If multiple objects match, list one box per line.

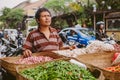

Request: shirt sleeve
left=22, top=32, right=33, bottom=51
left=57, top=34, right=63, bottom=48
left=52, top=27, right=63, bottom=48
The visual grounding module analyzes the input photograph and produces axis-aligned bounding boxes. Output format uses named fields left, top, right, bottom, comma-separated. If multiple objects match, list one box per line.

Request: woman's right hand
left=23, top=49, right=32, bottom=58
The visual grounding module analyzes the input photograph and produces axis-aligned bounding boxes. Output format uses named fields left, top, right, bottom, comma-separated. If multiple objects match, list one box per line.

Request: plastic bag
left=112, top=52, right=120, bottom=65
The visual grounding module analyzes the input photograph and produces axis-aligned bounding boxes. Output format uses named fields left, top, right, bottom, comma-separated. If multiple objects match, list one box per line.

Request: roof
left=23, top=0, right=48, bottom=11
left=14, top=1, right=30, bottom=9
left=105, top=12, right=120, bottom=19
left=14, top=0, right=48, bottom=16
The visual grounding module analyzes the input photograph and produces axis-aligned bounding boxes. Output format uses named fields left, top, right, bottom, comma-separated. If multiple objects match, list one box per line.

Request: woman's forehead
left=40, top=11, right=50, bottom=15
left=100, top=24, right=104, bottom=27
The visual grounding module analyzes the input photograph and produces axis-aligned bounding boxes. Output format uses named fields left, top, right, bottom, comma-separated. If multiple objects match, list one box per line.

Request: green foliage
left=0, top=7, right=24, bottom=29
left=44, top=0, right=78, bottom=14
left=0, top=7, right=11, bottom=21
left=95, top=0, right=120, bottom=10
left=8, top=8, right=24, bottom=21
left=44, top=0, right=85, bottom=28
left=0, top=22, right=4, bottom=29
left=69, top=2, right=84, bottom=12
left=21, top=60, right=96, bottom=80
left=29, top=19, right=37, bottom=26
left=52, top=17, right=68, bottom=29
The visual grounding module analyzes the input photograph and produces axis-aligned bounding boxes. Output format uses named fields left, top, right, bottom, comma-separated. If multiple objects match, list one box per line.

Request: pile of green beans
left=21, top=60, right=96, bottom=80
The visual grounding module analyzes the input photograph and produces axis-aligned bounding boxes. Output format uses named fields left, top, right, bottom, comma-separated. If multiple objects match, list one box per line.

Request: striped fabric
left=23, top=27, right=63, bottom=52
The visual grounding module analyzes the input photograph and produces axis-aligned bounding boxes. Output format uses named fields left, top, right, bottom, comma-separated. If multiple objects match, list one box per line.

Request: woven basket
left=0, top=52, right=65, bottom=76
left=16, top=57, right=101, bottom=80
left=76, top=52, right=120, bottom=80
left=16, top=58, right=70, bottom=80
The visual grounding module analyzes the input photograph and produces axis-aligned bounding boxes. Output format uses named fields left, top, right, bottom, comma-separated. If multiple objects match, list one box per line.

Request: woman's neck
left=39, top=26, right=50, bottom=32
left=99, top=29, right=104, bottom=33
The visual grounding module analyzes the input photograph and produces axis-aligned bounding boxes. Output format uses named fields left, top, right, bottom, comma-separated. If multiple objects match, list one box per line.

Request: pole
left=93, top=13, right=96, bottom=32
left=103, top=11, right=105, bottom=22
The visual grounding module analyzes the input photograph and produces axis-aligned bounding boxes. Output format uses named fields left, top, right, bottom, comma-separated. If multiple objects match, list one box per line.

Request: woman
left=95, top=21, right=108, bottom=41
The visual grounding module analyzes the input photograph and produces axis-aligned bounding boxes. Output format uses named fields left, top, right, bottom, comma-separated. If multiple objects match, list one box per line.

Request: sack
left=86, top=40, right=115, bottom=54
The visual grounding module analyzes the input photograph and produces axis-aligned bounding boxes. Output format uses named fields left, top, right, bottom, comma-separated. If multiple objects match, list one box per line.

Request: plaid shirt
left=23, top=27, right=63, bottom=52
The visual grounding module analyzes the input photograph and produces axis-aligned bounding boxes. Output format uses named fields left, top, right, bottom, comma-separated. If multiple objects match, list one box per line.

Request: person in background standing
left=95, top=21, right=108, bottom=41
left=22, top=8, right=75, bottom=58
left=81, top=23, right=87, bottom=28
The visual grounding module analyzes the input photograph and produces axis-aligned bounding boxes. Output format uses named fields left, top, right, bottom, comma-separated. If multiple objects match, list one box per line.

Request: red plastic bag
left=112, top=52, right=120, bottom=65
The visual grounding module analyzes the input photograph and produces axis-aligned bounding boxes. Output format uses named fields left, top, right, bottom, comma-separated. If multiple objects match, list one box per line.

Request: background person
left=22, top=8, right=75, bottom=58
left=81, top=23, right=87, bottom=28
left=95, top=21, right=108, bottom=41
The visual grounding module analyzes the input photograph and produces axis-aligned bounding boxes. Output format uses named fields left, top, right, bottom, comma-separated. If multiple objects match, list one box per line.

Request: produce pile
left=20, top=60, right=96, bottom=80
left=14, top=56, right=53, bottom=64
left=53, top=48, right=86, bottom=57
left=54, top=40, right=116, bottom=58
left=104, top=52, right=120, bottom=72
left=104, top=65, right=120, bottom=72
left=86, top=40, right=115, bottom=54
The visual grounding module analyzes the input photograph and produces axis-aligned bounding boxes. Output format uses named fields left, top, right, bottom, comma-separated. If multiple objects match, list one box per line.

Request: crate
left=76, top=52, right=120, bottom=80
left=0, top=52, right=65, bottom=76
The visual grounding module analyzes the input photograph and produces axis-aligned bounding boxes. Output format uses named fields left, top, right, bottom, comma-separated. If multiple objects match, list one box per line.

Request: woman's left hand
left=69, top=45, right=76, bottom=50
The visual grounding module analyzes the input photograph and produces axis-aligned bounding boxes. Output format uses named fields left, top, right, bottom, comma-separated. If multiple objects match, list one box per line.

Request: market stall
left=0, top=52, right=98, bottom=80
left=0, top=40, right=120, bottom=80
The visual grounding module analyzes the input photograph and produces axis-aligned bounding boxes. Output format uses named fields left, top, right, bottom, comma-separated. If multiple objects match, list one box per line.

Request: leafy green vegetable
left=20, top=60, right=96, bottom=80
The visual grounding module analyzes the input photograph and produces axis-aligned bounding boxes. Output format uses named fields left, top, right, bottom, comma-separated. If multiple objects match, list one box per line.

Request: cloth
left=23, top=27, right=63, bottom=52
left=95, top=30, right=108, bottom=41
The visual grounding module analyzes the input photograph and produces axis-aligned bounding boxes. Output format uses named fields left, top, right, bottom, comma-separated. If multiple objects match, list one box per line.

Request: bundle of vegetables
left=104, top=65, right=120, bottom=72
left=20, top=60, right=96, bottom=80
left=14, top=56, right=53, bottom=64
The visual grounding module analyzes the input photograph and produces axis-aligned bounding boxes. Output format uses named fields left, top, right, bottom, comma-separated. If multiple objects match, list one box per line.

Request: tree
left=95, top=0, right=120, bottom=10
left=0, top=7, right=24, bottom=29
left=69, top=2, right=84, bottom=12
left=44, top=0, right=84, bottom=16
left=0, top=7, right=11, bottom=28
left=44, top=0, right=84, bottom=28
left=29, top=19, right=37, bottom=26
left=44, top=0, right=71, bottom=15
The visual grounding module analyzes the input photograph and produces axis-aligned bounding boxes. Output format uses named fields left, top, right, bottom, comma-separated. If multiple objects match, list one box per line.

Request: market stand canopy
left=105, top=11, right=120, bottom=41
left=105, top=12, right=120, bottom=19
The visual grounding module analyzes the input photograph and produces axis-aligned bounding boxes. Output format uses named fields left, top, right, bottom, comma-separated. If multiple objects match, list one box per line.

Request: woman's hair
left=96, top=21, right=104, bottom=31
left=35, top=7, right=51, bottom=20
left=35, top=8, right=51, bottom=26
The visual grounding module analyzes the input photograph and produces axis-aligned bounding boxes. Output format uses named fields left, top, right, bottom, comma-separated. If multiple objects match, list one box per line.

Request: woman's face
left=100, top=24, right=104, bottom=29
left=38, top=11, right=51, bottom=26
